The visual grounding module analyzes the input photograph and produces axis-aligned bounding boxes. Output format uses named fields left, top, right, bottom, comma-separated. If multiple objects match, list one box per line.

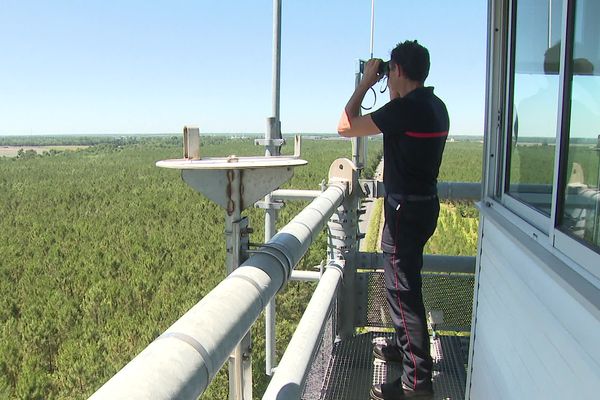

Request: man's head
left=389, top=40, right=430, bottom=83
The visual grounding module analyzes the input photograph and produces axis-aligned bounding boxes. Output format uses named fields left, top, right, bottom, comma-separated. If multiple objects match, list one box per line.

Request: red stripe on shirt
left=405, top=131, right=448, bottom=138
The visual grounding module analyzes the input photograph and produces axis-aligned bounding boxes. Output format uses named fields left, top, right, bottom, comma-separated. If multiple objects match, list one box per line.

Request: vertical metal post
left=264, top=206, right=277, bottom=376
left=225, top=171, right=242, bottom=276
left=327, top=162, right=360, bottom=339
left=272, top=0, right=282, bottom=126
left=225, top=170, right=252, bottom=400
left=370, top=0, right=375, bottom=59
left=352, top=1, right=375, bottom=173
left=264, top=0, right=283, bottom=376
left=352, top=64, right=368, bottom=172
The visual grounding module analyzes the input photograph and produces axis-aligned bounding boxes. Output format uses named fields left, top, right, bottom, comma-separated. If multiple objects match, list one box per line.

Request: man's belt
left=386, top=193, right=438, bottom=211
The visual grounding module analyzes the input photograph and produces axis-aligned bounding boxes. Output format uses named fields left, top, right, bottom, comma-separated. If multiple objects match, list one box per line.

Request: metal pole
left=224, top=170, right=252, bottom=400
left=364, top=180, right=482, bottom=201
left=272, top=0, right=282, bottom=124
left=355, top=252, right=477, bottom=274
left=261, top=0, right=283, bottom=154
left=547, top=0, right=552, bottom=48
left=225, top=170, right=242, bottom=276
left=352, top=65, right=367, bottom=171
left=290, top=270, right=321, bottom=282
left=89, top=184, right=346, bottom=400
left=271, top=189, right=322, bottom=201
left=265, top=0, right=283, bottom=376
left=327, top=161, right=360, bottom=340
left=370, top=0, right=375, bottom=59
left=352, top=0, right=375, bottom=172
left=264, top=205, right=277, bottom=376
left=262, top=262, right=343, bottom=400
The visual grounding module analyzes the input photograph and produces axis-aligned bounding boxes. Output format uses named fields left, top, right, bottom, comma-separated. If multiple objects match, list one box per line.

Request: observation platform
left=300, top=268, right=473, bottom=400
left=307, top=333, right=469, bottom=400
left=156, top=156, right=307, bottom=170
left=92, top=150, right=477, bottom=400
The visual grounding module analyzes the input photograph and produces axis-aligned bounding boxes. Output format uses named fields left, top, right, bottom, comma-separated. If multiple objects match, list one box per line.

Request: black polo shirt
left=371, top=86, right=449, bottom=196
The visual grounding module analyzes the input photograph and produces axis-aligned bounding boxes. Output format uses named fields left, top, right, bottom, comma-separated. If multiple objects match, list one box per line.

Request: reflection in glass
left=507, top=0, right=562, bottom=215
left=559, top=0, right=600, bottom=250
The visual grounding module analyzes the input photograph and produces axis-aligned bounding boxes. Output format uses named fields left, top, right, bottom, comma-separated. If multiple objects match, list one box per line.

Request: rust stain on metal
left=239, top=170, right=244, bottom=211
left=226, top=169, right=235, bottom=215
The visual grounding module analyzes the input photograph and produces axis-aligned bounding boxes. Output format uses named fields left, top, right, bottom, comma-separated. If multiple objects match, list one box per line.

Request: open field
left=0, top=145, right=88, bottom=157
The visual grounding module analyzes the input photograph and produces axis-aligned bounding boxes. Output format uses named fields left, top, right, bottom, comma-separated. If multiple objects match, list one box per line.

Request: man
left=338, top=40, right=449, bottom=400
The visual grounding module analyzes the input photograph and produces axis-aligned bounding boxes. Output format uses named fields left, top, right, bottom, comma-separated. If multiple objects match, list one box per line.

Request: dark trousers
left=381, top=197, right=439, bottom=391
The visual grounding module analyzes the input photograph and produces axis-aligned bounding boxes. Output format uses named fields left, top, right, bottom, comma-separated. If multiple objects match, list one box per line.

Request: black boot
left=370, top=381, right=433, bottom=400
left=373, top=339, right=403, bottom=363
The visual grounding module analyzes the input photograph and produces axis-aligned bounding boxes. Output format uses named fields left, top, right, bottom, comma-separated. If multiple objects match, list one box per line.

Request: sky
left=0, top=1, right=488, bottom=136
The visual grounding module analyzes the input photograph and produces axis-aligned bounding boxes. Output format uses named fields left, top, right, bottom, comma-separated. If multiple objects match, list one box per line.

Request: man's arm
left=337, top=59, right=384, bottom=138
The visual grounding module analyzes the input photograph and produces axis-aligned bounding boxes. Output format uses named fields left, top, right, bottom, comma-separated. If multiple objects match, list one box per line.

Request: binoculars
left=360, top=59, right=390, bottom=75
left=378, top=60, right=390, bottom=75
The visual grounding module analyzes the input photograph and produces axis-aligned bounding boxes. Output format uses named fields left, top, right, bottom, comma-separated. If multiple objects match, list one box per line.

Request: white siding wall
left=468, top=216, right=600, bottom=400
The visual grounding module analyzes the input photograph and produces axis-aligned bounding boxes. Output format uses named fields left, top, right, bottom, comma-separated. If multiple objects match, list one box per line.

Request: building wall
left=468, top=214, right=600, bottom=399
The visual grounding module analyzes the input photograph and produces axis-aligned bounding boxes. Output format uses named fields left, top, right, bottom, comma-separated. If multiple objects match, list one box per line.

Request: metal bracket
left=251, top=243, right=294, bottom=288
left=255, top=200, right=285, bottom=210
left=293, top=135, right=302, bottom=158
left=255, top=135, right=302, bottom=159
left=183, top=126, right=201, bottom=160
left=329, top=158, right=357, bottom=195
left=324, top=259, right=345, bottom=276
left=359, top=179, right=385, bottom=199
left=254, top=138, right=286, bottom=147
left=229, top=330, right=253, bottom=400
left=182, top=166, right=295, bottom=212
left=428, top=310, right=445, bottom=340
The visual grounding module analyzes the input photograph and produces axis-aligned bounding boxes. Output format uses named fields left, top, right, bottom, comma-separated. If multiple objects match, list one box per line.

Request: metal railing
left=263, top=180, right=481, bottom=400
left=262, top=261, right=344, bottom=399
left=90, top=183, right=348, bottom=400
left=90, top=172, right=481, bottom=400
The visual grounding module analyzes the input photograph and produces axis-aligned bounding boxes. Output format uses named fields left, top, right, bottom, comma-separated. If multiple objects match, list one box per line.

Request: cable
left=361, top=87, right=378, bottom=111
left=379, top=76, right=388, bottom=93
left=360, top=75, right=387, bottom=111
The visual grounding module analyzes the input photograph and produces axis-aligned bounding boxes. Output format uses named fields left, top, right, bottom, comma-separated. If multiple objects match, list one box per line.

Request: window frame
left=495, top=0, right=600, bottom=278
left=499, top=0, right=561, bottom=234
left=552, top=0, right=600, bottom=280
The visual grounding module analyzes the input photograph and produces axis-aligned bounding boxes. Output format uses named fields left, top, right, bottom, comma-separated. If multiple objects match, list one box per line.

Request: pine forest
left=0, top=136, right=485, bottom=399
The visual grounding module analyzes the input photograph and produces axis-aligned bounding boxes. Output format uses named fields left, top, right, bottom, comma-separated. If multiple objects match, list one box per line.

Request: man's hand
left=360, top=58, right=385, bottom=89
left=337, top=58, right=383, bottom=138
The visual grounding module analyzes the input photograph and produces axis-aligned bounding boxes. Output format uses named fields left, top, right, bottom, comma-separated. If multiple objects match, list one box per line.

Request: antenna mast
left=370, top=0, right=375, bottom=58
left=353, top=0, right=375, bottom=171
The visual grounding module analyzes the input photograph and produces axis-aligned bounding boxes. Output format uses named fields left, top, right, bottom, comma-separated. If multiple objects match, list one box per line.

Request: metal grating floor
left=316, top=332, right=469, bottom=400
left=364, top=271, right=475, bottom=332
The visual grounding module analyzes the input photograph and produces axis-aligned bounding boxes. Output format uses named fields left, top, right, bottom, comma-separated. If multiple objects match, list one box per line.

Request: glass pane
left=559, top=0, right=600, bottom=251
left=506, top=0, right=562, bottom=215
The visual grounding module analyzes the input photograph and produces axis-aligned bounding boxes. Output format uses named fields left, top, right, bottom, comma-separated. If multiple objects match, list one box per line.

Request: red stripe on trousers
left=392, top=212, right=418, bottom=390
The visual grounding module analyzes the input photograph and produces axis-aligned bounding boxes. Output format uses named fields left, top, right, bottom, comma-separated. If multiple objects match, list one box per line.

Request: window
left=505, top=0, right=563, bottom=216
left=558, top=0, right=600, bottom=251
left=495, top=0, right=600, bottom=271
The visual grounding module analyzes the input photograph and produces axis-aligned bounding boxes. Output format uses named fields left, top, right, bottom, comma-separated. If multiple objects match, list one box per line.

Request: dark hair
left=390, top=40, right=430, bottom=83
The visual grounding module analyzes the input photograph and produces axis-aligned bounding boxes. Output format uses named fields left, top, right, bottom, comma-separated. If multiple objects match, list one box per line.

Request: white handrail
left=89, top=183, right=346, bottom=400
